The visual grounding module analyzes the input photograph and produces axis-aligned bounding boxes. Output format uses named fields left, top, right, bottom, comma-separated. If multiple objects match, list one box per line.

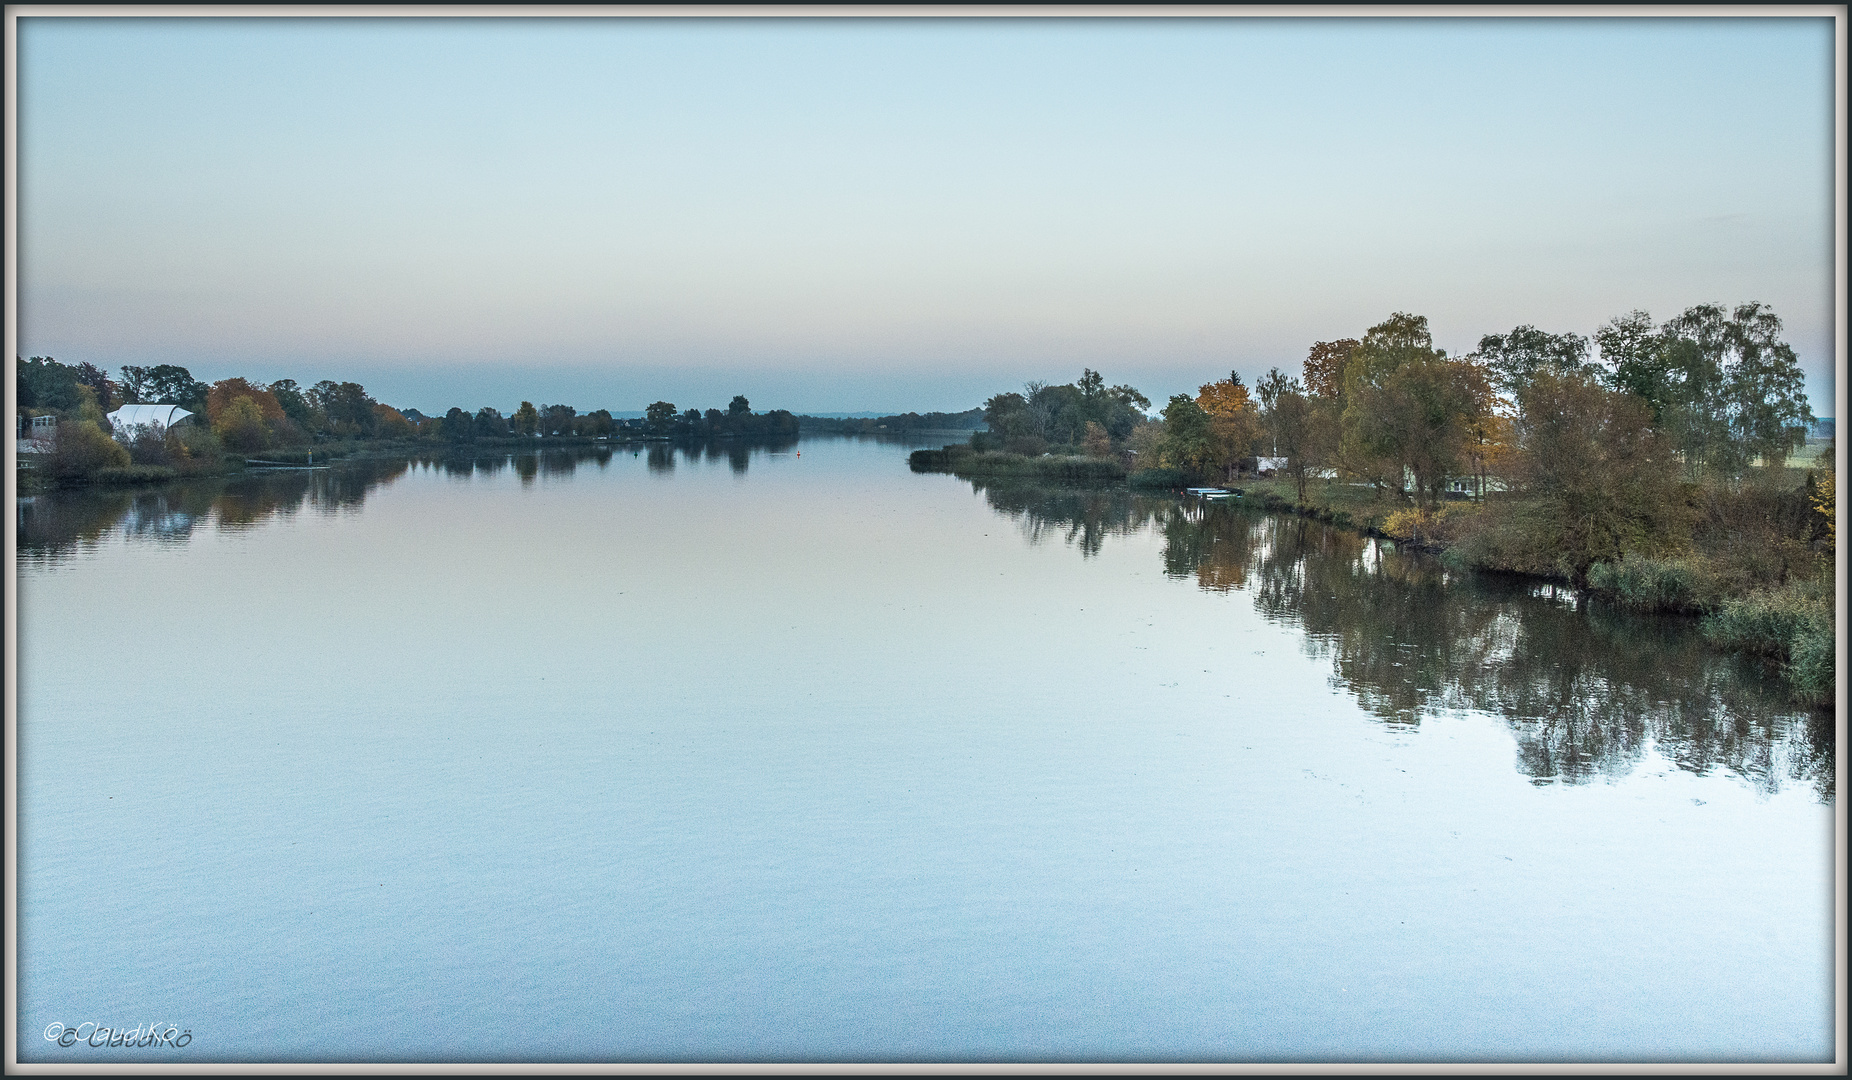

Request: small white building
left=17, top=414, right=57, bottom=449
left=107, top=404, right=194, bottom=437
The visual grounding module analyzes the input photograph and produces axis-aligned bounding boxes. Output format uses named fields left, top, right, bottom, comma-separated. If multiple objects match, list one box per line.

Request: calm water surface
left=15, top=436, right=1837, bottom=1062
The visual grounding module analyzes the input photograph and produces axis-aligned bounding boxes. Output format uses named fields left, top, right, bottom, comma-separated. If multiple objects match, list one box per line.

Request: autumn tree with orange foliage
left=206, top=378, right=285, bottom=425
left=1196, top=372, right=1263, bottom=481
left=205, top=378, right=313, bottom=446
left=213, top=395, right=271, bottom=453
left=373, top=403, right=416, bottom=439
left=1303, top=339, right=1358, bottom=401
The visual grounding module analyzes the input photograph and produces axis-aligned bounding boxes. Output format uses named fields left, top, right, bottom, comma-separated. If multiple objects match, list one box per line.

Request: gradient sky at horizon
left=14, top=15, right=1839, bottom=415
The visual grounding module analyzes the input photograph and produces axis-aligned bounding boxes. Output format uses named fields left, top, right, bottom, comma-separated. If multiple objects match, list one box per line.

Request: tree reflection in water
left=970, top=483, right=1833, bottom=801
left=968, top=478, right=1172, bottom=558
left=17, top=463, right=1829, bottom=799
left=18, top=455, right=418, bottom=559
left=17, top=441, right=788, bottom=560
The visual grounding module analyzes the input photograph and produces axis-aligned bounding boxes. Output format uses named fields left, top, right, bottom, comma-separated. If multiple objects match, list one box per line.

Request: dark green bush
left=1701, top=582, right=1830, bottom=661
left=908, top=446, right=967, bottom=471
left=1128, top=467, right=1184, bottom=489
left=1785, top=618, right=1836, bottom=707
left=937, top=452, right=1123, bottom=483
left=1586, top=554, right=1714, bottom=612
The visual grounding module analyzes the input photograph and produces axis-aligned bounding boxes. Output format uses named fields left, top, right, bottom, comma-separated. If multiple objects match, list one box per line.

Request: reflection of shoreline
left=15, top=441, right=814, bottom=560
left=17, top=455, right=419, bottom=561
left=967, top=476, right=1174, bottom=558
left=965, top=478, right=1831, bottom=801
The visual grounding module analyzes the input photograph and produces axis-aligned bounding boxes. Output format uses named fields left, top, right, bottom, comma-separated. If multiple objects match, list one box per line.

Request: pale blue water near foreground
left=15, top=436, right=1837, bottom=1062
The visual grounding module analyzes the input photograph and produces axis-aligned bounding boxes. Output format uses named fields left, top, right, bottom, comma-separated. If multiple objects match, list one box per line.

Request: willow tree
left=1597, top=302, right=1813, bottom=477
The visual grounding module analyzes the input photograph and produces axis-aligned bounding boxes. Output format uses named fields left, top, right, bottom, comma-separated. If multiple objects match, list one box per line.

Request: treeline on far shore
left=14, top=358, right=819, bottom=490
left=909, top=303, right=1835, bottom=707
left=794, top=408, right=985, bottom=434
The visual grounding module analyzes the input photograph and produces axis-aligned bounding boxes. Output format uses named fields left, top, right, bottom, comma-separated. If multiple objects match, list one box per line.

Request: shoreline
left=911, top=447, right=1831, bottom=710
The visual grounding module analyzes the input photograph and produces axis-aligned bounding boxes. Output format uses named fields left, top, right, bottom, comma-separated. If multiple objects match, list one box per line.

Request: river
left=13, top=434, right=1836, bottom=1062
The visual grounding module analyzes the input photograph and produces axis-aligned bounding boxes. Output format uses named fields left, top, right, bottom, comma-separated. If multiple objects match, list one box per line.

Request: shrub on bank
left=1701, top=580, right=1834, bottom=705
left=175, top=423, right=224, bottom=461
left=47, top=419, right=130, bottom=479
left=1435, top=503, right=1564, bottom=579
left=1585, top=553, right=1722, bottom=613
left=120, top=423, right=176, bottom=466
left=1784, top=616, right=1836, bottom=707
left=914, top=448, right=1125, bottom=483
left=1701, top=581, right=1830, bottom=657
left=1687, top=477, right=1822, bottom=597
left=908, top=446, right=962, bottom=471
left=1381, top=503, right=1481, bottom=547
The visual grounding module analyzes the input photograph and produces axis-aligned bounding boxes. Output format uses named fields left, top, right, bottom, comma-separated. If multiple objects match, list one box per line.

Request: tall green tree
left=1339, top=313, right=1487, bottom=505
left=1508, top=371, right=1686, bottom=581
left=214, top=395, right=271, bottom=452
left=1719, top=302, right=1813, bottom=470
left=976, top=371, right=1149, bottom=453
left=1257, top=367, right=1324, bottom=504
left=16, top=357, right=85, bottom=413
left=643, top=401, right=677, bottom=435
left=267, top=378, right=322, bottom=432
left=1472, top=325, right=1595, bottom=398
left=1598, top=302, right=1813, bottom=476
left=1158, top=394, right=1214, bottom=476
left=70, top=362, right=120, bottom=412
left=310, top=381, right=379, bottom=437
left=578, top=409, right=616, bottom=436
left=118, top=364, right=209, bottom=411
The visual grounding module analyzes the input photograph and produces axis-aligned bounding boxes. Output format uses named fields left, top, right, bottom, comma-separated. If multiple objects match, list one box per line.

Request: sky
left=12, top=14, right=1840, bottom=416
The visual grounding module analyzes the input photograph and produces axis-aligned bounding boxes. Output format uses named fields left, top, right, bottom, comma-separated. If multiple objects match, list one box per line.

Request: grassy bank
left=1238, top=477, right=1407, bottom=536
left=1239, top=475, right=1834, bottom=708
left=909, top=444, right=1126, bottom=483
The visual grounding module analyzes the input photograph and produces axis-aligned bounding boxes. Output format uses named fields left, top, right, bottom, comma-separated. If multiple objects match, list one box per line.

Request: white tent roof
left=108, top=404, right=193, bottom=431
